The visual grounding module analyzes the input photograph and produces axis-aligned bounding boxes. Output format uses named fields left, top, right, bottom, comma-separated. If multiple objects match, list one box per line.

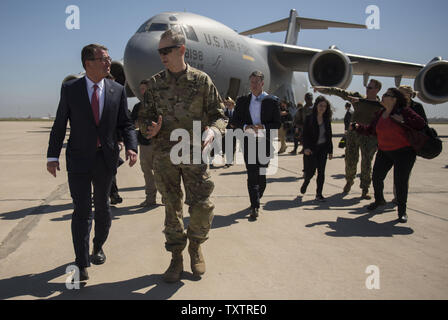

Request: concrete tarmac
left=0, top=121, right=447, bottom=300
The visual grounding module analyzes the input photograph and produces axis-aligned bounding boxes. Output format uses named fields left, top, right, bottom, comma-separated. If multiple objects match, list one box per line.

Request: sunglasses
left=158, top=45, right=181, bottom=55
left=383, top=93, right=396, bottom=98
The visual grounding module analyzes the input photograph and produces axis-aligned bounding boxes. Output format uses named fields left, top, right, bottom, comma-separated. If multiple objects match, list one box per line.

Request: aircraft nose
left=124, top=32, right=163, bottom=100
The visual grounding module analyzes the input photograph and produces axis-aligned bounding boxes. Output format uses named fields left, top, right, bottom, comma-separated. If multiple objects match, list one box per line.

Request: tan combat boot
left=188, top=241, right=206, bottom=276
left=361, top=188, right=372, bottom=200
left=163, top=250, right=183, bottom=283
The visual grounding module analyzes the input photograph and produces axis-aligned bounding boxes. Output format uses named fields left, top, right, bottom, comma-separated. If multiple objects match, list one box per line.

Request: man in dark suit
left=47, top=44, right=138, bottom=281
left=232, top=71, right=281, bottom=220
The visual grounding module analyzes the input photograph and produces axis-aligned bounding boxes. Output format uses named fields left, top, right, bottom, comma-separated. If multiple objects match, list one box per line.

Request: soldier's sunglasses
left=158, top=45, right=181, bottom=55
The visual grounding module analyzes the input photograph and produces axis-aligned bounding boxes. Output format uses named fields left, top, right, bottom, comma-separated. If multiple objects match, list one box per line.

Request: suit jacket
left=303, top=113, right=333, bottom=155
left=232, top=93, right=281, bottom=163
left=47, top=77, right=137, bottom=174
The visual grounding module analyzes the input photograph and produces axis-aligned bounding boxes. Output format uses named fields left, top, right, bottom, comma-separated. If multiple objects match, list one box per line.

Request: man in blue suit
left=47, top=44, right=138, bottom=281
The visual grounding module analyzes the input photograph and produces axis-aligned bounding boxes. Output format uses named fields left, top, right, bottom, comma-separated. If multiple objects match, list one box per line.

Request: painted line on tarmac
left=0, top=183, right=68, bottom=261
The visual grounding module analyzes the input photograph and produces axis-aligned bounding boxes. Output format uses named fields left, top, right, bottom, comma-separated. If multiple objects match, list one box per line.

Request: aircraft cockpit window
left=148, top=23, right=169, bottom=32
left=182, top=25, right=199, bottom=42
left=169, top=24, right=183, bottom=34
left=136, top=21, right=151, bottom=33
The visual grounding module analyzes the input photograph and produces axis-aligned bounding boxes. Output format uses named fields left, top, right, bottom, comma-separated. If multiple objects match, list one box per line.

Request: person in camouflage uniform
left=291, top=92, right=314, bottom=155
left=138, top=29, right=226, bottom=283
left=314, top=79, right=383, bottom=199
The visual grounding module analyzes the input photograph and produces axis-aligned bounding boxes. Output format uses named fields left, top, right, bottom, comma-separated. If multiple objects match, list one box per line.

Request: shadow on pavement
left=184, top=208, right=249, bottom=230
left=306, top=212, right=414, bottom=237
left=263, top=193, right=364, bottom=212
left=0, top=263, right=187, bottom=300
left=0, top=203, right=73, bottom=221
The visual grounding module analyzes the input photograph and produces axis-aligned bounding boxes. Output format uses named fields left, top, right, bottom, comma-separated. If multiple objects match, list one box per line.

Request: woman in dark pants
left=351, top=88, right=426, bottom=223
left=300, top=95, right=333, bottom=201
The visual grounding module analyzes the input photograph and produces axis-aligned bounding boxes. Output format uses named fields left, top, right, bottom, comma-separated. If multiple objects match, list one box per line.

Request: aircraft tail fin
left=239, top=9, right=366, bottom=45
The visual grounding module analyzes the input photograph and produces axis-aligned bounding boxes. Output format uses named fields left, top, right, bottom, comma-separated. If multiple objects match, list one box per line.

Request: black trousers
left=372, top=147, right=416, bottom=214
left=68, top=150, right=114, bottom=268
left=245, top=163, right=267, bottom=209
left=303, top=143, right=329, bottom=196
left=110, top=157, right=124, bottom=197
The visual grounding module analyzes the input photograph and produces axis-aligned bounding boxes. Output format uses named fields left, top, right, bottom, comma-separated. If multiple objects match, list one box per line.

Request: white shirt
left=47, top=76, right=106, bottom=162
left=244, top=91, right=267, bottom=130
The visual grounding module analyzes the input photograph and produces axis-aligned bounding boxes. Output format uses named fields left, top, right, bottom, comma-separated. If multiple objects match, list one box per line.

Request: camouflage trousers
left=278, top=125, right=287, bottom=152
left=153, top=152, right=215, bottom=253
left=139, top=144, right=157, bottom=203
left=345, top=130, right=378, bottom=190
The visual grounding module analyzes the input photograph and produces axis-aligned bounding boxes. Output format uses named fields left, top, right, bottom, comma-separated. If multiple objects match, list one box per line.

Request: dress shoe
left=91, top=248, right=106, bottom=265
left=315, top=195, right=326, bottom=202
left=300, top=182, right=308, bottom=194
left=367, top=199, right=387, bottom=211
left=249, top=207, right=259, bottom=220
left=79, top=267, right=89, bottom=281
left=398, top=213, right=408, bottom=223
left=361, top=189, right=372, bottom=200
left=110, top=194, right=123, bottom=205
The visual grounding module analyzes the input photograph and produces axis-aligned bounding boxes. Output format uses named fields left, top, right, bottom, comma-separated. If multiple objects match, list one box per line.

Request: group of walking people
left=290, top=82, right=428, bottom=224
left=46, top=27, right=428, bottom=284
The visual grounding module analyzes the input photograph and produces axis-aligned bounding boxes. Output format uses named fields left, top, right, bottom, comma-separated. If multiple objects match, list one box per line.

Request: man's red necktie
left=91, top=84, right=100, bottom=147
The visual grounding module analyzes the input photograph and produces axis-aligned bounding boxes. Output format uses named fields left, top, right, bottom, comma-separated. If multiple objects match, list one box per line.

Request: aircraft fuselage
left=124, top=12, right=306, bottom=104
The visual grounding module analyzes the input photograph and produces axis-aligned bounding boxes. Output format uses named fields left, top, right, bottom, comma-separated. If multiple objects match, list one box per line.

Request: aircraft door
left=226, top=78, right=241, bottom=100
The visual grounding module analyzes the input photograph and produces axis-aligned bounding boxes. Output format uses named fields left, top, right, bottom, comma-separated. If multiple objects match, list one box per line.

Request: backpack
left=405, top=125, right=442, bottom=159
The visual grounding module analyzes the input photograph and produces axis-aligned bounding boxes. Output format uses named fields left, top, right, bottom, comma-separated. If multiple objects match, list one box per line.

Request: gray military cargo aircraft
left=64, top=9, right=448, bottom=105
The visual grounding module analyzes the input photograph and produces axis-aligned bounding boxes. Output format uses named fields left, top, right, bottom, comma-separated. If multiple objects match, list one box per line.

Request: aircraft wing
left=240, top=17, right=366, bottom=35
left=271, top=43, right=424, bottom=78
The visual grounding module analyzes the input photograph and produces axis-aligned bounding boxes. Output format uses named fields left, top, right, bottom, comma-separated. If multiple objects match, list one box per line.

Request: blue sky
left=0, top=0, right=447, bottom=119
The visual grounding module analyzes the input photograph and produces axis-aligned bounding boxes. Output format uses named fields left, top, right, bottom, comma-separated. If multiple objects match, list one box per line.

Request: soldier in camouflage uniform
left=291, top=92, right=314, bottom=154
left=314, top=79, right=383, bottom=199
left=138, top=29, right=226, bottom=283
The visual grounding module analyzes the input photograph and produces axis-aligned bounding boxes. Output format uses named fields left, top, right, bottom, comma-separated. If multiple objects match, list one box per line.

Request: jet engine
left=110, top=60, right=126, bottom=85
left=414, top=57, right=448, bottom=104
left=308, top=48, right=353, bottom=89
left=110, top=60, right=135, bottom=98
